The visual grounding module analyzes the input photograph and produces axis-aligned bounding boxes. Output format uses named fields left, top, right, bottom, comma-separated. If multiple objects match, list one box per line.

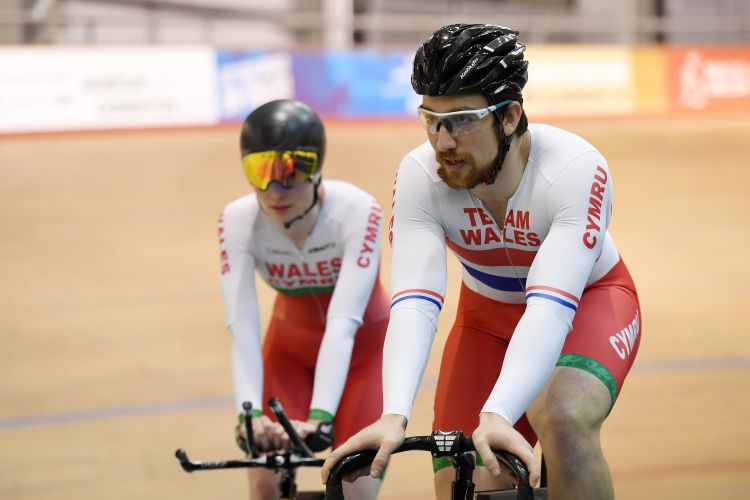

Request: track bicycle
left=325, top=429, right=548, bottom=500
left=175, top=398, right=332, bottom=500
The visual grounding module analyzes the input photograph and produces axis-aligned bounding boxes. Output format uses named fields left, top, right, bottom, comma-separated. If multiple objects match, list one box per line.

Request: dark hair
left=412, top=24, right=529, bottom=136
left=240, top=99, right=326, bottom=168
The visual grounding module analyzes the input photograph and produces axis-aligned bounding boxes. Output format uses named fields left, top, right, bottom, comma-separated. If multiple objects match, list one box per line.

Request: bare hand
left=235, top=415, right=278, bottom=452
left=294, top=418, right=322, bottom=440
left=321, top=413, right=406, bottom=484
left=268, top=419, right=320, bottom=451
left=472, top=412, right=540, bottom=487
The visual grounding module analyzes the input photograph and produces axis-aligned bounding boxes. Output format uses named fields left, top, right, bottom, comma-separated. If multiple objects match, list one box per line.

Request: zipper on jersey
left=467, top=192, right=526, bottom=294
left=290, top=242, right=327, bottom=325
left=468, top=191, right=505, bottom=243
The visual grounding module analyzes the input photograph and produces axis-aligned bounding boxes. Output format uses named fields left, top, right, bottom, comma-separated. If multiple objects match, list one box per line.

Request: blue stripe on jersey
left=462, top=263, right=526, bottom=292
left=391, top=295, right=443, bottom=310
left=526, top=292, right=578, bottom=311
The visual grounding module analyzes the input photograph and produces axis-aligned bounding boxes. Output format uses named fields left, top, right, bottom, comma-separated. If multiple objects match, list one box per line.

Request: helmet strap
left=484, top=100, right=514, bottom=185
left=283, top=181, right=320, bottom=230
left=485, top=132, right=513, bottom=185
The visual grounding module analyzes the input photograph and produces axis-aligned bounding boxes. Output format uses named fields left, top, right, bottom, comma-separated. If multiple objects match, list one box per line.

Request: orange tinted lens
left=242, top=151, right=277, bottom=189
left=242, top=151, right=318, bottom=190
left=241, top=152, right=293, bottom=190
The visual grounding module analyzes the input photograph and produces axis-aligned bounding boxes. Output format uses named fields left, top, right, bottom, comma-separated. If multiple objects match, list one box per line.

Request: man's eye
left=453, top=114, right=474, bottom=124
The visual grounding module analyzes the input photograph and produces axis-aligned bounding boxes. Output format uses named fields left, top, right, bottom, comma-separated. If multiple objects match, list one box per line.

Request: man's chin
left=437, top=165, right=492, bottom=190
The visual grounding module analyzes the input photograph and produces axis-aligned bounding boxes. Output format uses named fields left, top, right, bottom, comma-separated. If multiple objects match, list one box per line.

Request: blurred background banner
left=291, top=50, right=418, bottom=118
left=217, top=50, right=295, bottom=122
left=523, top=45, right=637, bottom=118
left=665, top=46, right=750, bottom=113
left=3, top=44, right=749, bottom=134
left=0, top=46, right=218, bottom=133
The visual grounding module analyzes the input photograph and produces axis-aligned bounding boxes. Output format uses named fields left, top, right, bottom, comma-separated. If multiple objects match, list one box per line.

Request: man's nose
left=435, top=122, right=457, bottom=151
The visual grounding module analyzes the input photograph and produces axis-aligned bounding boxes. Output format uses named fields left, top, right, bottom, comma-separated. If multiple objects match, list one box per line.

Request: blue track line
left=0, top=395, right=231, bottom=431
left=1, top=356, right=748, bottom=431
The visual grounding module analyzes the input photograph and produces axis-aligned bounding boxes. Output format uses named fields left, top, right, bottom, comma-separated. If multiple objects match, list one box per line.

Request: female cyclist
left=218, top=99, right=387, bottom=499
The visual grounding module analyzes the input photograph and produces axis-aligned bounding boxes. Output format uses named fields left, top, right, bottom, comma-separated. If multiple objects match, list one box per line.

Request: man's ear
left=502, top=101, right=523, bottom=135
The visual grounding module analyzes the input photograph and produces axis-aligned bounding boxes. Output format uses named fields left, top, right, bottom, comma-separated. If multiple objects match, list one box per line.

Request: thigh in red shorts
left=558, top=258, right=641, bottom=411
left=262, top=290, right=388, bottom=448
left=433, top=259, right=641, bottom=451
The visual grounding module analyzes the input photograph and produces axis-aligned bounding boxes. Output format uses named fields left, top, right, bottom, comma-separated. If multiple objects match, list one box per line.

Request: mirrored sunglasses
left=242, top=150, right=319, bottom=191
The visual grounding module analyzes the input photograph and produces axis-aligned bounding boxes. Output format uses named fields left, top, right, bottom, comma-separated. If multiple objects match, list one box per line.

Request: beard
left=436, top=151, right=497, bottom=189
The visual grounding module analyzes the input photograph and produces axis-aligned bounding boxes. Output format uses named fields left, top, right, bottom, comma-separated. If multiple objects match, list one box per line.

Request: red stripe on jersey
left=446, top=239, right=537, bottom=267
left=525, top=285, right=579, bottom=304
left=391, top=288, right=444, bottom=302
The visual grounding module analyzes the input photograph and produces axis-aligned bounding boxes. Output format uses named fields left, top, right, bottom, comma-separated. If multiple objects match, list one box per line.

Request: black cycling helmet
left=412, top=23, right=528, bottom=100
left=240, top=98, right=326, bottom=182
left=412, top=24, right=529, bottom=185
left=240, top=99, right=325, bottom=229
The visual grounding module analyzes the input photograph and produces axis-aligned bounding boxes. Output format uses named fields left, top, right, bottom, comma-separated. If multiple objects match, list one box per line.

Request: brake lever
left=269, top=398, right=314, bottom=457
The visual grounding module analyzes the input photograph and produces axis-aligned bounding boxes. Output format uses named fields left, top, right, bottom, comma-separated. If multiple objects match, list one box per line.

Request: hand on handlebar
left=236, top=414, right=335, bottom=454
left=321, top=413, right=406, bottom=484
left=268, top=418, right=327, bottom=452
left=235, top=414, right=280, bottom=453
left=472, top=412, right=540, bottom=487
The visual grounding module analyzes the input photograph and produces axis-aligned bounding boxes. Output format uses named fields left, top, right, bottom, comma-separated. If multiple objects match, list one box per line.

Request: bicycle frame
left=325, top=430, right=537, bottom=500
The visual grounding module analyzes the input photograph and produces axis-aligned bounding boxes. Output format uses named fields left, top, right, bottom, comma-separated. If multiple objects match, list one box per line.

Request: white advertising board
left=523, top=45, right=635, bottom=118
left=0, top=46, right=218, bottom=133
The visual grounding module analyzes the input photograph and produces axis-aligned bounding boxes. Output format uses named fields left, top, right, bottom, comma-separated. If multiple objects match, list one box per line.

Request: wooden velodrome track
left=1, top=115, right=749, bottom=499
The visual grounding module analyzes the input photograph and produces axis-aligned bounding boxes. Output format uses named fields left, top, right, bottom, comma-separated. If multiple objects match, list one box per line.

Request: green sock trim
left=433, top=454, right=484, bottom=473
left=432, top=453, right=484, bottom=472
left=272, top=285, right=336, bottom=296
left=556, top=353, right=617, bottom=412
left=238, top=410, right=262, bottom=424
left=432, top=456, right=453, bottom=473
left=308, top=408, right=334, bottom=422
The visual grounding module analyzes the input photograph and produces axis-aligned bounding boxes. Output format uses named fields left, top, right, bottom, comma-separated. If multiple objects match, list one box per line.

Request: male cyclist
left=323, top=24, right=641, bottom=500
left=220, top=99, right=386, bottom=499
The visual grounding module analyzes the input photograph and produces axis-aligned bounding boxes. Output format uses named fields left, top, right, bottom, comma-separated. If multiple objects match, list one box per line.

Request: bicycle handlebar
left=325, top=434, right=534, bottom=500
left=175, top=448, right=324, bottom=472
left=175, top=398, right=329, bottom=474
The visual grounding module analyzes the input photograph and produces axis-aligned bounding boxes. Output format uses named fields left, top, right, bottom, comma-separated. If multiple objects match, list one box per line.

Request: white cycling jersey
left=384, top=123, right=620, bottom=425
left=219, top=180, right=384, bottom=416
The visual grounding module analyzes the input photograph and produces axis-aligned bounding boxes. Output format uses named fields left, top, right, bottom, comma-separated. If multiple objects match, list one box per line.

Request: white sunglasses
left=417, top=100, right=512, bottom=136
